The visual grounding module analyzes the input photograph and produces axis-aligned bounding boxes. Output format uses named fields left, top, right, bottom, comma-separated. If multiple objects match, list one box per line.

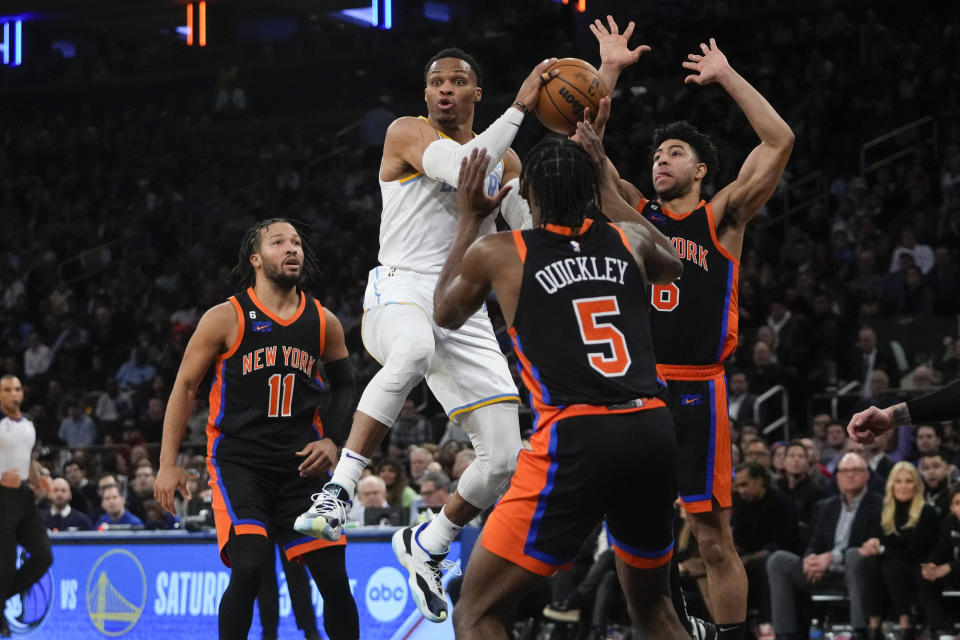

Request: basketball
left=534, top=58, right=609, bottom=135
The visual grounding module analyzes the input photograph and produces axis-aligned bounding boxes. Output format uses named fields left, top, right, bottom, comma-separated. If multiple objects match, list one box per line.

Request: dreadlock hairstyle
left=650, top=120, right=720, bottom=185
left=227, top=217, right=320, bottom=292
left=423, top=48, right=484, bottom=87
left=520, top=138, right=600, bottom=228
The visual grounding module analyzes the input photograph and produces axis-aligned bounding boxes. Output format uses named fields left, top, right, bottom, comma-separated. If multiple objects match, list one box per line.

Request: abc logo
left=364, top=567, right=407, bottom=622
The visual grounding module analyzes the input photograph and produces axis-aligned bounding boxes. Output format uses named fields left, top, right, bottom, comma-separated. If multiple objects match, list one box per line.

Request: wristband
left=512, top=100, right=528, bottom=114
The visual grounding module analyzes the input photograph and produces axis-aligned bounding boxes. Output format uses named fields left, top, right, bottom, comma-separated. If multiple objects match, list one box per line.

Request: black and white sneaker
left=392, top=523, right=459, bottom=623
left=689, top=616, right=719, bottom=640
left=294, top=484, right=350, bottom=541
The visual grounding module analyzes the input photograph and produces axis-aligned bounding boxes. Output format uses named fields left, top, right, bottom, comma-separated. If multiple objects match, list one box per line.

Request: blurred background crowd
left=2, top=0, right=959, bottom=636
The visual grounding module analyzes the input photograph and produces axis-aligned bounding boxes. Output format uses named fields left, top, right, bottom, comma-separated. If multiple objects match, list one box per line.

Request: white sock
left=415, top=506, right=463, bottom=555
left=328, top=448, right=370, bottom=500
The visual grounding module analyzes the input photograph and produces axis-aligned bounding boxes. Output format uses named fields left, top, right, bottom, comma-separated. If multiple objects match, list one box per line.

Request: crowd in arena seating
left=2, top=0, right=959, bottom=636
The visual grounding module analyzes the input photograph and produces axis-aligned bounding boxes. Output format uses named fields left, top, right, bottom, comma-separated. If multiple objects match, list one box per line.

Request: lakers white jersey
left=378, top=119, right=503, bottom=273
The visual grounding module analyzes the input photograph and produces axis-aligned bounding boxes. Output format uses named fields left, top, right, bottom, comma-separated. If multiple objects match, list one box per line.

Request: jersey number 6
left=267, top=373, right=295, bottom=418
left=573, top=296, right=632, bottom=377
left=651, top=283, right=679, bottom=312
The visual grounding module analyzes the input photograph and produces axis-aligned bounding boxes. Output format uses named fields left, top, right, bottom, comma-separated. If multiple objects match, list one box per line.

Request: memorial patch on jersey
left=681, top=393, right=704, bottom=406
left=252, top=321, right=273, bottom=333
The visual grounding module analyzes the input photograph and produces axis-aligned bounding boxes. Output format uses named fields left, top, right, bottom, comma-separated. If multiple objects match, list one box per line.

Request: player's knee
left=697, top=531, right=735, bottom=566
left=486, top=445, right=517, bottom=489
left=452, top=601, right=481, bottom=635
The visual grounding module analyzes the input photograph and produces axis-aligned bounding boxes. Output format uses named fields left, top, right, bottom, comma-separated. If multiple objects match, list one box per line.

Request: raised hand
left=591, top=15, right=650, bottom=72
left=457, top=148, right=512, bottom=221
left=515, top=58, right=559, bottom=112
left=682, top=37, right=732, bottom=86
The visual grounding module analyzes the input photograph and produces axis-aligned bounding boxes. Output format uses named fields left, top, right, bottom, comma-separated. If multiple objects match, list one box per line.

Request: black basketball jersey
left=638, top=198, right=739, bottom=366
left=206, top=288, right=328, bottom=462
left=509, top=219, right=662, bottom=412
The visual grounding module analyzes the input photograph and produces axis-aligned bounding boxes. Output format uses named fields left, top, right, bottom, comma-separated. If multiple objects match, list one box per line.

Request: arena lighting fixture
left=0, top=19, right=22, bottom=66
left=559, top=0, right=587, bottom=12
left=185, top=2, right=206, bottom=47
left=338, top=0, right=392, bottom=29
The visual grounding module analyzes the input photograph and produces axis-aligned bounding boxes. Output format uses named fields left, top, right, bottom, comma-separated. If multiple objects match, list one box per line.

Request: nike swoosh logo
left=344, top=452, right=365, bottom=462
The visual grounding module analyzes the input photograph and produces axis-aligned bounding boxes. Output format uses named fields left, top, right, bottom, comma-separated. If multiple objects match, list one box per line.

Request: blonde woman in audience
left=859, top=462, right=941, bottom=639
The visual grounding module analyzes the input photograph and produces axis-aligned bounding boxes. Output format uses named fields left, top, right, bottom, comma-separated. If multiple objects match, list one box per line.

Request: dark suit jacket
left=729, top=393, right=759, bottom=425
left=805, top=490, right=883, bottom=558
left=42, top=508, right=93, bottom=531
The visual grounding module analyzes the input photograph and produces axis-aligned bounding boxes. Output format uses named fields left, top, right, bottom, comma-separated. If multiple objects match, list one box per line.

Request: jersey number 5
left=573, top=296, right=632, bottom=377
left=651, top=283, right=679, bottom=312
left=267, top=373, right=295, bottom=418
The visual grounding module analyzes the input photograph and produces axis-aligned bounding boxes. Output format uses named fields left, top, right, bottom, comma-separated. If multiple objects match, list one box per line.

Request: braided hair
left=227, top=218, right=320, bottom=291
left=520, top=138, right=600, bottom=228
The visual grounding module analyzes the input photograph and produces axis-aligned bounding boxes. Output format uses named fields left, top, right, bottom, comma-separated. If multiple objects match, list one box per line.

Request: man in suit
left=42, top=477, right=92, bottom=531
left=727, top=371, right=759, bottom=426
left=847, top=326, right=899, bottom=397
left=766, top=453, right=882, bottom=640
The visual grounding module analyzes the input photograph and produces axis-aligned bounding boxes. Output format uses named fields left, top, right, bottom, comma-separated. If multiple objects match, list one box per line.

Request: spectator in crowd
left=913, top=423, right=954, bottom=464
left=377, top=458, right=419, bottom=510
left=731, top=462, right=798, bottom=620
left=859, top=462, right=942, bottom=639
left=42, top=477, right=93, bottom=531
left=746, top=341, right=789, bottom=396
left=728, top=371, right=759, bottom=425
left=809, top=413, right=833, bottom=453
left=451, top=449, right=476, bottom=483
left=408, top=470, right=450, bottom=525
left=387, top=399, right=432, bottom=464
left=435, top=440, right=466, bottom=479
left=743, top=439, right=774, bottom=475
left=820, top=421, right=849, bottom=472
left=346, top=475, right=390, bottom=526
left=919, top=486, right=960, bottom=628
left=62, top=458, right=97, bottom=514
left=766, top=453, right=883, bottom=640
left=917, top=452, right=953, bottom=519
left=776, top=441, right=828, bottom=543
left=407, top=446, right=433, bottom=492
left=95, top=485, right=144, bottom=528
left=846, top=326, right=899, bottom=396
left=23, top=332, right=53, bottom=379
left=799, top=438, right=832, bottom=487
left=58, top=400, right=97, bottom=448
left=131, top=464, right=157, bottom=504
left=861, top=432, right=895, bottom=481
left=889, top=227, right=934, bottom=275
left=771, top=442, right=787, bottom=478
left=94, top=473, right=146, bottom=522
left=114, top=347, right=156, bottom=391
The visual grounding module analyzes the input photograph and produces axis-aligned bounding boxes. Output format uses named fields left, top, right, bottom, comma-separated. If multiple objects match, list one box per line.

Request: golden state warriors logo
left=85, top=549, right=146, bottom=636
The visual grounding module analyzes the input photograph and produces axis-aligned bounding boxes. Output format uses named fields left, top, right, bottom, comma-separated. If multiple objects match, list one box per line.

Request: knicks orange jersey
left=206, top=287, right=328, bottom=462
left=638, top=198, right=739, bottom=366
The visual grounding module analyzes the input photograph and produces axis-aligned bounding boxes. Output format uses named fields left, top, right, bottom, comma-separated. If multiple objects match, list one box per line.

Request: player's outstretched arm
left=296, top=310, right=357, bottom=477
left=384, top=59, right=559, bottom=187
left=592, top=16, right=651, bottom=94
left=434, top=149, right=512, bottom=329
left=848, top=379, right=960, bottom=443
left=155, top=303, right=232, bottom=513
left=686, top=38, right=794, bottom=225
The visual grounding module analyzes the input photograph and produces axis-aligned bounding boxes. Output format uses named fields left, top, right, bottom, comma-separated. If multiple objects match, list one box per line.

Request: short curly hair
left=651, top=120, right=720, bottom=184
left=423, top=48, right=483, bottom=87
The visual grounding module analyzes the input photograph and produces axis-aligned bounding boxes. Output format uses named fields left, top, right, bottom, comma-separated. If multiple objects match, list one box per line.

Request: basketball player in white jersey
left=295, top=49, right=557, bottom=622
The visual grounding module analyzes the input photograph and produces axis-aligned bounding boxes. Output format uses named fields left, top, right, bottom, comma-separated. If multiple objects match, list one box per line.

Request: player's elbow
left=433, top=305, right=465, bottom=331
left=648, top=251, right=683, bottom=285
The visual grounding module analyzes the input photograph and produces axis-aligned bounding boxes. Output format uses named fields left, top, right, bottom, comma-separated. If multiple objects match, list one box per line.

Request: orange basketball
left=534, top=58, right=609, bottom=135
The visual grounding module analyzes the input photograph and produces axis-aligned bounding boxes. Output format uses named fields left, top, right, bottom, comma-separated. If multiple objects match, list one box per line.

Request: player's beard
left=264, top=261, right=302, bottom=291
